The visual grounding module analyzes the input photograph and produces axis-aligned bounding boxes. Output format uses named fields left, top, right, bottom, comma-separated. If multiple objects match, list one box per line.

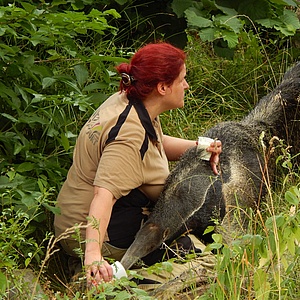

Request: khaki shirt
left=54, top=92, right=169, bottom=239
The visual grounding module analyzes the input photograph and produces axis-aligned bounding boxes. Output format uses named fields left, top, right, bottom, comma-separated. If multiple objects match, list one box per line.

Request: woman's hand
left=85, top=187, right=115, bottom=286
left=85, top=252, right=113, bottom=286
left=207, top=140, right=222, bottom=175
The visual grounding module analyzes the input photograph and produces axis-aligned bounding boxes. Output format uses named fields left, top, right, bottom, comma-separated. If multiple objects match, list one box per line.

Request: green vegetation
left=0, top=0, right=300, bottom=299
left=172, top=0, right=300, bottom=56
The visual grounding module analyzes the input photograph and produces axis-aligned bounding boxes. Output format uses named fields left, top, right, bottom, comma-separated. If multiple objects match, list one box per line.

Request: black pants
left=107, top=188, right=152, bottom=249
left=107, top=189, right=198, bottom=266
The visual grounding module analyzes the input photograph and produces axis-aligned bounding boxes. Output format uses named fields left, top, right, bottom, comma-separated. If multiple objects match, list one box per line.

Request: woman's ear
left=157, top=82, right=167, bottom=95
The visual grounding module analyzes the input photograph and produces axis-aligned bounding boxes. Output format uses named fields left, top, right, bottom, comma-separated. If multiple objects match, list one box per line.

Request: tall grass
left=162, top=31, right=298, bottom=137
left=160, top=34, right=300, bottom=299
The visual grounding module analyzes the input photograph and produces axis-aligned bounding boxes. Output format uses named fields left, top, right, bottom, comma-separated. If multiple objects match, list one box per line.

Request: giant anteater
left=120, top=62, right=300, bottom=270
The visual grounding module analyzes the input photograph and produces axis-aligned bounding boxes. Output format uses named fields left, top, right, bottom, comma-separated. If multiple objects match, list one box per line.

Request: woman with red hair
left=54, top=42, right=221, bottom=285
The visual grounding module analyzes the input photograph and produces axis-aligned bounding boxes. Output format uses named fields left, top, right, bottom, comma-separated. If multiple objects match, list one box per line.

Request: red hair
left=116, top=42, right=186, bottom=101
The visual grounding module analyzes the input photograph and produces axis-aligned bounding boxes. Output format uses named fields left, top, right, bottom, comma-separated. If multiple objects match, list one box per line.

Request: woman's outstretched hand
left=85, top=253, right=113, bottom=286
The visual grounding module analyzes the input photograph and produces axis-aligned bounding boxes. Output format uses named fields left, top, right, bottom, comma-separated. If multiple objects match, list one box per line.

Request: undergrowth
left=1, top=1, right=300, bottom=298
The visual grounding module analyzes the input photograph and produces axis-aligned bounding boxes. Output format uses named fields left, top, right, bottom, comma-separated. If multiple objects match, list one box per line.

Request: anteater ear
left=162, top=228, right=170, bottom=241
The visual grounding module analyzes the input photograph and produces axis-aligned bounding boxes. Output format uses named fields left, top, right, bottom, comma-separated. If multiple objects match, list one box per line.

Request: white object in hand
left=197, top=137, right=214, bottom=161
left=111, top=261, right=127, bottom=279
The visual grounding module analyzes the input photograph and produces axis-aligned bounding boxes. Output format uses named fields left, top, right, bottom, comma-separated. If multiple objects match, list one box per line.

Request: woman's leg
left=106, top=188, right=151, bottom=249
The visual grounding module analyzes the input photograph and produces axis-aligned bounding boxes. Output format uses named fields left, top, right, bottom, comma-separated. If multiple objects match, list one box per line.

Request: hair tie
left=121, top=73, right=135, bottom=86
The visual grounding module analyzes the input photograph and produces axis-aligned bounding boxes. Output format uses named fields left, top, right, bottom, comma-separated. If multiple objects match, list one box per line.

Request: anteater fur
left=120, top=63, right=300, bottom=270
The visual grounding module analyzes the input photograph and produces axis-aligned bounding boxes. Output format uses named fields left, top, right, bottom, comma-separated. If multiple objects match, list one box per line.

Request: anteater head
left=120, top=222, right=170, bottom=270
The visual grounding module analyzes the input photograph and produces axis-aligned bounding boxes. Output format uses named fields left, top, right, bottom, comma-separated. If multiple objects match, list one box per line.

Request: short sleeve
left=94, top=139, right=143, bottom=199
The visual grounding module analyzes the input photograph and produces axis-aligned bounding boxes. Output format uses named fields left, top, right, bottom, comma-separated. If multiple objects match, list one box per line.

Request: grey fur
left=120, top=63, right=300, bottom=270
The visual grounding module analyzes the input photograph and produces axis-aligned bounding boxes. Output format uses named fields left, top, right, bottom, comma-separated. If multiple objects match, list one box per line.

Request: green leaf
left=209, top=242, right=223, bottom=249
left=243, top=234, right=263, bottom=247
left=114, top=0, right=130, bottom=5
left=42, top=77, right=57, bottom=89
left=74, top=64, right=89, bottom=88
left=0, top=82, right=21, bottom=109
left=89, top=92, right=110, bottom=104
left=276, top=215, right=285, bottom=227
left=14, top=142, right=25, bottom=155
left=222, top=30, right=239, bottom=48
left=0, top=27, right=6, bottom=36
left=0, top=43, right=19, bottom=55
left=14, top=84, right=30, bottom=104
left=90, top=55, right=128, bottom=63
left=47, top=49, right=64, bottom=60
left=203, top=225, right=215, bottom=235
left=270, top=0, right=298, bottom=6
left=18, top=114, right=48, bottom=125
left=161, top=261, right=174, bottom=272
left=0, top=271, right=7, bottom=294
left=254, top=269, right=271, bottom=299
left=102, top=9, right=121, bottom=19
left=21, top=193, right=37, bottom=208
left=199, top=27, right=217, bottom=42
left=114, top=290, right=131, bottom=300
left=257, top=18, right=281, bottom=29
left=131, top=287, right=150, bottom=296
left=217, top=15, right=243, bottom=34
left=16, top=162, right=35, bottom=173
left=52, top=0, right=67, bottom=6
left=279, top=9, right=300, bottom=34
left=265, top=216, right=274, bottom=229
left=287, top=233, right=295, bottom=255
left=215, top=5, right=237, bottom=17
left=257, top=10, right=300, bottom=36
left=185, top=9, right=213, bottom=28
left=171, top=0, right=194, bottom=18
left=268, top=232, right=276, bottom=253
left=83, top=82, right=108, bottom=92
left=0, top=176, right=10, bottom=188
left=21, top=2, right=36, bottom=12
left=238, top=0, right=270, bottom=20
left=60, top=132, right=70, bottom=151
left=1, top=113, right=18, bottom=123
left=54, top=76, right=82, bottom=93
left=294, top=227, right=300, bottom=241
left=285, top=189, right=300, bottom=205
left=25, top=257, right=31, bottom=267
left=42, top=202, right=61, bottom=214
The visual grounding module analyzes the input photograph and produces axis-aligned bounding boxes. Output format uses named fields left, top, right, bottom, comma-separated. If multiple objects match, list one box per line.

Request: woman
left=54, top=42, right=221, bottom=285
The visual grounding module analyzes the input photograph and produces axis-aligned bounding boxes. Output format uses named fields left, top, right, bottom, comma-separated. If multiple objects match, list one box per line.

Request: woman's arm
left=84, top=186, right=116, bottom=284
left=162, top=135, right=196, bottom=161
left=162, top=135, right=222, bottom=175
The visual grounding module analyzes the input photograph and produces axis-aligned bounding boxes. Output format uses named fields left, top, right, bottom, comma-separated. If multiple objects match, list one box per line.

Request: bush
left=171, top=0, right=300, bottom=57
left=0, top=1, right=126, bottom=294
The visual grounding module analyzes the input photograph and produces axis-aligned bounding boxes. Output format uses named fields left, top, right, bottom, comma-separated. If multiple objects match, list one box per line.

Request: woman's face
left=163, top=64, right=189, bottom=110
